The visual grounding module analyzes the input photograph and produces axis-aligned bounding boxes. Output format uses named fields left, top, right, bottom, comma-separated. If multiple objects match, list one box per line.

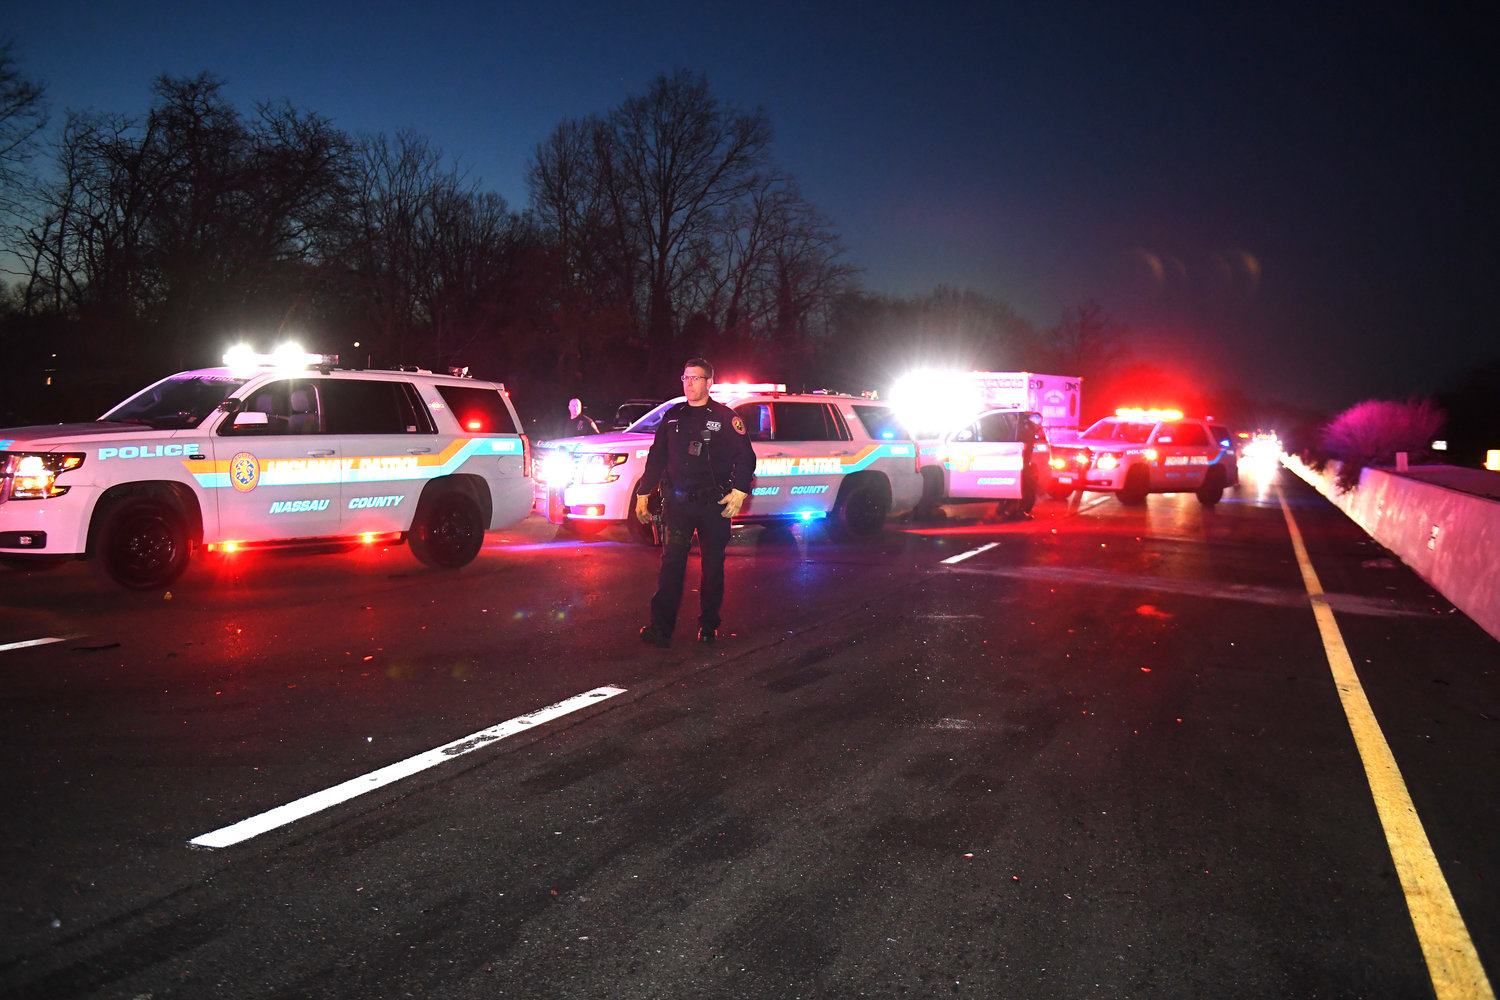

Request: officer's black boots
left=639, top=624, right=670, bottom=648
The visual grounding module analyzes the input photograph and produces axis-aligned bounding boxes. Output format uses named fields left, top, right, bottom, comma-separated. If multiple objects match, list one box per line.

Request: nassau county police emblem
left=230, top=452, right=260, bottom=492
left=731, top=416, right=746, bottom=435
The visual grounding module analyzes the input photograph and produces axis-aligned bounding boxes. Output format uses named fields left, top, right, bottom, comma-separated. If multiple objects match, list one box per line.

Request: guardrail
left=1283, top=457, right=1500, bottom=644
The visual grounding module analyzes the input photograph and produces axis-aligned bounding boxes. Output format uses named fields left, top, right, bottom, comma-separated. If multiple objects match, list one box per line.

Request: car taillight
left=521, top=434, right=532, bottom=479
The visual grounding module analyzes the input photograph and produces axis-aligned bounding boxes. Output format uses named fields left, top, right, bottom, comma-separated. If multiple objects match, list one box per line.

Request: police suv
left=1047, top=408, right=1239, bottom=505
left=534, top=386, right=923, bottom=542
left=914, top=409, right=1052, bottom=519
left=0, top=349, right=534, bottom=588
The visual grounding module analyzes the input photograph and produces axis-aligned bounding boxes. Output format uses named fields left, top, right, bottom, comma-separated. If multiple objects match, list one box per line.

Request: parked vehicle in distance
left=1046, top=408, right=1239, bottom=506
left=535, top=386, right=923, bottom=542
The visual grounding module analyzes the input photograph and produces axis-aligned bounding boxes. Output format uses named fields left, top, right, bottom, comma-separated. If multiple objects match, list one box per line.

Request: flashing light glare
left=223, top=342, right=335, bottom=374
left=362, top=533, right=377, bottom=544
left=710, top=382, right=785, bottom=396
left=798, top=510, right=820, bottom=521
left=466, top=419, right=483, bottom=431
left=1432, top=439, right=1447, bottom=451
left=1115, top=407, right=1183, bottom=422
left=1095, top=453, right=1120, bottom=471
left=890, top=370, right=984, bottom=435
left=1142, top=448, right=1158, bottom=462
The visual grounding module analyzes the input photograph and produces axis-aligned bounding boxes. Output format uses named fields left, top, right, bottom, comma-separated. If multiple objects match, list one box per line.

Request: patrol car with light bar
left=1047, top=408, right=1239, bottom=505
left=0, top=345, right=534, bottom=588
left=534, top=385, right=923, bottom=541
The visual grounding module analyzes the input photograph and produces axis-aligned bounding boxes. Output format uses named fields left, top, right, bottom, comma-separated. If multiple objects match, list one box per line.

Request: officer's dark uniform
left=639, top=398, right=757, bottom=639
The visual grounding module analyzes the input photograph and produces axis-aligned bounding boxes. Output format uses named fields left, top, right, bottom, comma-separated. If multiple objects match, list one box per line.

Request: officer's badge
left=731, top=416, right=746, bottom=435
left=230, top=452, right=260, bottom=492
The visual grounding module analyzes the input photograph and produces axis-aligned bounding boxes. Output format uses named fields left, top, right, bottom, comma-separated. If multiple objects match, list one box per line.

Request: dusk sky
left=7, top=1, right=1494, bottom=412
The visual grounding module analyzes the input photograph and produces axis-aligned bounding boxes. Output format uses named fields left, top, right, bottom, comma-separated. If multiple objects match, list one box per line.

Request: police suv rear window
left=772, top=402, right=848, bottom=442
left=851, top=404, right=906, bottom=441
left=322, top=380, right=435, bottom=435
left=434, top=384, right=517, bottom=434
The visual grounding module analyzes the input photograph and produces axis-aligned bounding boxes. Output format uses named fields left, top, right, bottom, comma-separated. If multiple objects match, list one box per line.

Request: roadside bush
left=1320, top=398, right=1445, bottom=492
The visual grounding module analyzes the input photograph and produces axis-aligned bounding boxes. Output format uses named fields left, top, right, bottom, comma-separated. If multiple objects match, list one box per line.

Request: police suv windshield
left=626, top=398, right=687, bottom=435
left=1080, top=419, right=1154, bottom=444
left=102, top=373, right=247, bottom=430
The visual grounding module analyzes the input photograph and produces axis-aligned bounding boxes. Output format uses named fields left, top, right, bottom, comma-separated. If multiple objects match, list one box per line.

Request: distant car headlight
left=2, top=451, right=86, bottom=499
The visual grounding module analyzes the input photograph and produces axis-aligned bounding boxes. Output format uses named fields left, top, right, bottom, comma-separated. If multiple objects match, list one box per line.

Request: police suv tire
left=829, top=476, right=889, bottom=539
left=409, top=487, right=485, bottom=569
left=92, top=497, right=191, bottom=589
left=1117, top=466, right=1150, bottom=506
left=1196, top=467, right=1226, bottom=506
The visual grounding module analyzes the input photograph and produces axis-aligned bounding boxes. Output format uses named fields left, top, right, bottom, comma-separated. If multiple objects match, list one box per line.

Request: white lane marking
left=941, top=542, right=999, bottom=565
left=190, top=685, right=627, bottom=850
left=0, top=636, right=75, bottom=653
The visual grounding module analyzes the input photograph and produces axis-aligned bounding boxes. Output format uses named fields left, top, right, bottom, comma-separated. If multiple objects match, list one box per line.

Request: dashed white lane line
left=0, top=636, right=75, bottom=653
left=190, top=685, right=627, bottom=850
left=941, top=542, right=1000, bottom=565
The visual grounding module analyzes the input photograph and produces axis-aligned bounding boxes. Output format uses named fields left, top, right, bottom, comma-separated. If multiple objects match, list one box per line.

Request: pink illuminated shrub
left=1320, top=398, right=1445, bottom=491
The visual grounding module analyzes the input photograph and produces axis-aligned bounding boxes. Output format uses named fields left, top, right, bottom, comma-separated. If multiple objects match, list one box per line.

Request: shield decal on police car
left=230, top=452, right=260, bottom=492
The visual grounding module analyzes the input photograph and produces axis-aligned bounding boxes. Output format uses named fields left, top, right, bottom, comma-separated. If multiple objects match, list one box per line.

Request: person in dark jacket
left=565, top=398, right=600, bottom=435
left=635, top=357, right=757, bottom=646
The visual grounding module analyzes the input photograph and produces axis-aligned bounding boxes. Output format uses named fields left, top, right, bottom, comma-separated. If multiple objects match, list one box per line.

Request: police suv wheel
left=1117, top=467, right=1150, bottom=506
left=1196, top=467, right=1226, bottom=506
left=409, top=488, right=485, bottom=569
left=830, top=478, right=889, bottom=538
left=94, top=498, right=191, bottom=589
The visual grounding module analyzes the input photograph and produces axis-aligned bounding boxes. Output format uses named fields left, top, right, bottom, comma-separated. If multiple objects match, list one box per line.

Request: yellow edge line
left=1278, top=484, right=1494, bottom=999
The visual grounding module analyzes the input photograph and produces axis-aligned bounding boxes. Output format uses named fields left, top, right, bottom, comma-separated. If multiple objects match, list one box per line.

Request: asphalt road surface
left=2, top=461, right=1496, bottom=999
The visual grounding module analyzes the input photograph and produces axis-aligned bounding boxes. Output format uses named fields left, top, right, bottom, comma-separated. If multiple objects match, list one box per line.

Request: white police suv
left=0, top=348, right=533, bottom=588
left=914, top=408, right=1053, bottom=519
left=534, top=386, right=923, bottom=542
left=1047, top=408, right=1239, bottom=505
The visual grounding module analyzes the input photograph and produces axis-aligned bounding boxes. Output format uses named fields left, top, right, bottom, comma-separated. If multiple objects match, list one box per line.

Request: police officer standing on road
left=565, top=397, right=600, bottom=435
left=636, top=358, right=757, bottom=647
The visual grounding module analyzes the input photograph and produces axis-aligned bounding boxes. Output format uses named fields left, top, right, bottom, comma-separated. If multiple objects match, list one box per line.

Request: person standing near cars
left=636, top=358, right=757, bottom=646
left=565, top=397, right=600, bottom=435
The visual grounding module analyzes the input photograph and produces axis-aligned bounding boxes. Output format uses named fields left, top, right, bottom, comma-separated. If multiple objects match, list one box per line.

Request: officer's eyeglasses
left=680, top=375, right=708, bottom=383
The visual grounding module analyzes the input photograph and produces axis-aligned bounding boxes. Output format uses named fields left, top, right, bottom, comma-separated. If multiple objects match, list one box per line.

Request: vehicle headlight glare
left=1095, top=453, right=1119, bottom=471
left=3, top=451, right=86, bottom=499
left=540, top=452, right=577, bottom=486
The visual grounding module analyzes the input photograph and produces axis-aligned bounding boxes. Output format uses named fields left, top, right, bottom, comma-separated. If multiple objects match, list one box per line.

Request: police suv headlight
left=577, top=453, right=629, bottom=485
left=3, top=452, right=86, bottom=499
left=538, top=451, right=577, bottom=487
left=1094, top=452, right=1120, bottom=471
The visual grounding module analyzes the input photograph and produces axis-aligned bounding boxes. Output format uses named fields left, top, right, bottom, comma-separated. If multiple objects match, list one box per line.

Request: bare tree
left=528, top=70, right=852, bottom=386
left=0, top=38, right=48, bottom=220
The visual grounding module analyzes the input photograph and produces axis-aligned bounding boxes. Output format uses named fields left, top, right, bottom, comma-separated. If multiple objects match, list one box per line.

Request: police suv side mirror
left=233, top=411, right=269, bottom=426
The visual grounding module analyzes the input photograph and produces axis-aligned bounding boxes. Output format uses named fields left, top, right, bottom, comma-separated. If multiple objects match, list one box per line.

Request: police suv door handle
left=406, top=447, right=432, bottom=455
left=306, top=449, right=336, bottom=457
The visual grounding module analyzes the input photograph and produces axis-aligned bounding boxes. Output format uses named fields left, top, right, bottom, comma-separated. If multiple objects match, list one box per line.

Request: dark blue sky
left=8, top=1, right=1494, bottom=412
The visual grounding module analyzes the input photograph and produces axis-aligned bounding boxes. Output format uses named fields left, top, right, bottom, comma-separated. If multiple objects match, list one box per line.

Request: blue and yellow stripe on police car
left=752, top=442, right=916, bottom=478
left=185, top=437, right=523, bottom=490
